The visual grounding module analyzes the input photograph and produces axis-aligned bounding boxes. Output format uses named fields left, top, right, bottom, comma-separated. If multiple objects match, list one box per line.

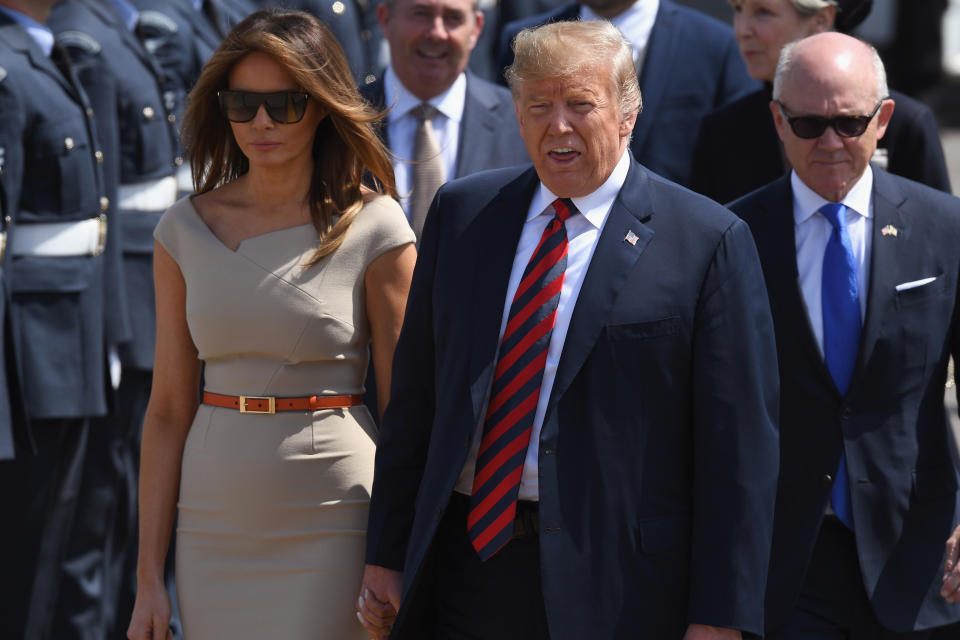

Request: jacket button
left=167, top=113, right=176, bottom=124
left=364, top=74, right=376, bottom=85
left=143, top=106, right=155, bottom=120
left=94, top=150, right=103, bottom=163
left=332, top=1, right=345, bottom=14
left=822, top=474, right=834, bottom=488
left=63, top=137, right=74, bottom=151
left=85, top=107, right=94, bottom=117
left=99, top=196, right=110, bottom=212
left=841, top=407, right=853, bottom=419
left=543, top=449, right=555, bottom=455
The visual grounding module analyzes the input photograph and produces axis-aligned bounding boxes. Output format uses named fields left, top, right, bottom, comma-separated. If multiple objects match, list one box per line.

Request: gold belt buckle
left=0, top=230, right=6, bottom=261
left=239, top=395, right=276, bottom=414
left=93, top=214, right=107, bottom=256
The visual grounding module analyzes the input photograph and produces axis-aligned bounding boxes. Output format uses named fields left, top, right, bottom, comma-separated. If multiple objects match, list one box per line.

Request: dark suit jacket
left=366, top=157, right=781, bottom=638
left=495, top=0, right=759, bottom=187
left=729, top=170, right=960, bottom=633
left=692, top=86, right=952, bottom=205
left=360, top=71, right=529, bottom=179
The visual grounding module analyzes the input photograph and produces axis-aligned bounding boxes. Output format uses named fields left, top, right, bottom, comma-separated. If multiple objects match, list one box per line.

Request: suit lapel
left=848, top=170, right=908, bottom=395
left=467, top=168, right=540, bottom=425
left=456, top=73, right=505, bottom=177
left=544, top=160, right=654, bottom=419
left=755, top=177, right=839, bottom=395
left=630, top=0, right=676, bottom=156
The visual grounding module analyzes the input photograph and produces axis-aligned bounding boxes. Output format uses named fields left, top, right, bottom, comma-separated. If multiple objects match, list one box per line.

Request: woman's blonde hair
left=182, top=8, right=397, bottom=265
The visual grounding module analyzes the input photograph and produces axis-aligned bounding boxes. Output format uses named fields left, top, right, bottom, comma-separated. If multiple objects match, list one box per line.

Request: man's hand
left=683, top=624, right=743, bottom=640
left=356, top=564, right=403, bottom=640
left=941, top=524, right=960, bottom=603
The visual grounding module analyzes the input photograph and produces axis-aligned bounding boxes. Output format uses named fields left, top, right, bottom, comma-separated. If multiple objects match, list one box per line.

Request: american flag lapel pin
left=881, top=224, right=898, bottom=237
left=624, top=230, right=639, bottom=246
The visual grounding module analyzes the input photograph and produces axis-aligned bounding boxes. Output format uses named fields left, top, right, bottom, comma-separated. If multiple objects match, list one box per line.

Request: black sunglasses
left=776, top=99, right=887, bottom=139
left=217, top=90, right=310, bottom=124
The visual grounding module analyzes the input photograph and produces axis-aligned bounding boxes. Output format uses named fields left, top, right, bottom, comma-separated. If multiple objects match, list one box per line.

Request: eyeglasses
left=776, top=99, right=887, bottom=139
left=217, top=90, right=310, bottom=124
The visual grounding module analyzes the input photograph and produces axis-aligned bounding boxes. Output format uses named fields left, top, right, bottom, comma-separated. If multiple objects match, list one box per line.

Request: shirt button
left=64, top=137, right=75, bottom=151
left=99, top=196, right=110, bottom=212
left=94, top=150, right=104, bottom=163
left=822, top=474, right=834, bottom=488
left=143, top=106, right=155, bottom=120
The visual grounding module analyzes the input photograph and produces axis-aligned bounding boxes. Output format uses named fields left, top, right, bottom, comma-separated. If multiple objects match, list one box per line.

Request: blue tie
left=820, top=203, right=860, bottom=530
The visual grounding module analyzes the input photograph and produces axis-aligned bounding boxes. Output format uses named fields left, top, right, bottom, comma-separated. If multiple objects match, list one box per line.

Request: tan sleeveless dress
left=153, top=195, right=414, bottom=639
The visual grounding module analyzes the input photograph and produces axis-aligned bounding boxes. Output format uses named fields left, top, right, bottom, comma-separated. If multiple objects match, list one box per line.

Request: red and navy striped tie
left=468, top=198, right=575, bottom=560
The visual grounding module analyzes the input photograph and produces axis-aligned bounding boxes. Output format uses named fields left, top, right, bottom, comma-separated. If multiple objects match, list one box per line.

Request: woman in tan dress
left=126, top=10, right=415, bottom=640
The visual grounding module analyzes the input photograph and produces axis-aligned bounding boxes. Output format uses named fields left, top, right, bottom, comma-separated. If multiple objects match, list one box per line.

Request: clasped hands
left=357, top=564, right=402, bottom=640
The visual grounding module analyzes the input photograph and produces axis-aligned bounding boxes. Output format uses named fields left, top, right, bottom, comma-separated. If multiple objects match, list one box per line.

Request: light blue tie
left=821, top=202, right=860, bottom=530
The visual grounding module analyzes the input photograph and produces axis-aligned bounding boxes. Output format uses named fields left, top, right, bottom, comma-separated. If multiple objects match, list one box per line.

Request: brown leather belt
left=202, top=391, right=363, bottom=414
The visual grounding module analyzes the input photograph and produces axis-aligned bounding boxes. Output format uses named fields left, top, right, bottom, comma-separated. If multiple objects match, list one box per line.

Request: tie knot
left=411, top=103, right=439, bottom=123
left=551, top=198, right=576, bottom=222
left=819, top=202, right=848, bottom=230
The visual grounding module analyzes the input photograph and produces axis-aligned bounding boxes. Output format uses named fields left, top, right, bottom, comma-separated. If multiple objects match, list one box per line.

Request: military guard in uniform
left=0, top=1, right=120, bottom=639
left=46, top=1, right=181, bottom=637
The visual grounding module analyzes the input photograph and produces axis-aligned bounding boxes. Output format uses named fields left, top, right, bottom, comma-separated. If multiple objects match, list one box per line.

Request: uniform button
left=364, top=74, right=376, bottom=85
left=822, top=474, right=834, bottom=488
left=64, top=137, right=75, bottom=151
left=143, top=106, right=155, bottom=120
left=361, top=29, right=372, bottom=41
left=167, top=113, right=176, bottom=124
left=174, top=156, right=184, bottom=167
left=86, top=107, right=94, bottom=117
left=841, top=406, right=853, bottom=419
left=332, top=1, right=345, bottom=14
left=99, top=196, right=110, bottom=212
left=94, top=150, right=104, bottom=163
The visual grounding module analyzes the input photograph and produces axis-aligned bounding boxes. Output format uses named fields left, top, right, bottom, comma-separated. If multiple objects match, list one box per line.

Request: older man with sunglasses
left=730, top=31, right=960, bottom=639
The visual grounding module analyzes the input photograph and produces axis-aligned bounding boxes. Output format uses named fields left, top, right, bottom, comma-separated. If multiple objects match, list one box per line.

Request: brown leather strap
left=202, top=391, right=363, bottom=414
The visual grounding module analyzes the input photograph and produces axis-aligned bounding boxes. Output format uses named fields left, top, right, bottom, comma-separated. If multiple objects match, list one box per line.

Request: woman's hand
left=126, top=579, right=173, bottom=640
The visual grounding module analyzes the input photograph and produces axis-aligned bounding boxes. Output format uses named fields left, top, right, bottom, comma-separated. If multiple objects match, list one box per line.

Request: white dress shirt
left=455, top=149, right=632, bottom=501
left=581, top=0, right=659, bottom=73
left=792, top=167, right=874, bottom=354
left=383, top=66, right=466, bottom=219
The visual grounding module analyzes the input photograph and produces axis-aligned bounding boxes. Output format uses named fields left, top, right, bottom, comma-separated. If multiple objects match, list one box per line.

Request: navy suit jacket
left=692, top=87, right=952, bottom=205
left=730, top=170, right=960, bottom=633
left=360, top=71, right=529, bottom=179
left=495, top=0, right=758, bottom=187
left=366, top=157, right=781, bottom=638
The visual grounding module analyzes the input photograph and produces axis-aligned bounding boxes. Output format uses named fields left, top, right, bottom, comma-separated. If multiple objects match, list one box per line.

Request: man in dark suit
left=363, top=0, right=528, bottom=241
left=357, top=18, right=780, bottom=640
left=690, top=0, right=951, bottom=205
left=495, top=0, right=758, bottom=188
left=0, top=1, right=121, bottom=638
left=729, top=32, right=960, bottom=638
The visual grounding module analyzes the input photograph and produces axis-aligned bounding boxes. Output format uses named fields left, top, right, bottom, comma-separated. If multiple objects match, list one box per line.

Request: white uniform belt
left=176, top=163, right=193, bottom=194
left=10, top=215, right=107, bottom=257
left=118, top=175, right=178, bottom=212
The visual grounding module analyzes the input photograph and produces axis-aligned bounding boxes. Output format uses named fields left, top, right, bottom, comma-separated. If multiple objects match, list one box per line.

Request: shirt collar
left=528, top=147, right=632, bottom=228
left=384, top=65, right=466, bottom=125
left=580, top=1, right=657, bottom=31
left=108, top=0, right=140, bottom=32
left=792, top=165, right=874, bottom=226
left=0, top=6, right=54, bottom=57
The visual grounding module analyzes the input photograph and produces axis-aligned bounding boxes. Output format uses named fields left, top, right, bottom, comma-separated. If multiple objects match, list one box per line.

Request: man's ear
left=874, top=97, right=895, bottom=141
left=770, top=100, right=787, bottom=143
left=375, top=2, right=391, bottom=35
left=620, top=109, right=638, bottom=137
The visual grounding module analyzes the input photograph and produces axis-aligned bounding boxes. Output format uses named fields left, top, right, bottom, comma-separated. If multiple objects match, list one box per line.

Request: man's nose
left=547, top=107, right=573, bottom=134
left=426, top=15, right=447, bottom=39
left=817, top=124, right=845, bottom=149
